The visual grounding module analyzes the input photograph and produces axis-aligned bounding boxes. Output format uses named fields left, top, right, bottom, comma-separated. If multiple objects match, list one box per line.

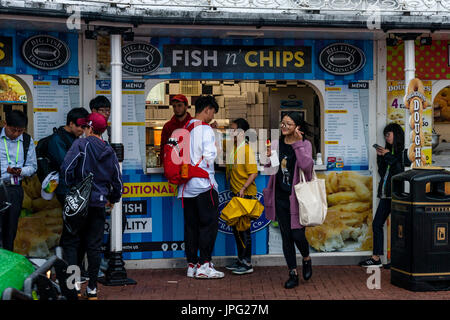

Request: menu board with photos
left=324, top=81, right=369, bottom=170
left=33, top=76, right=80, bottom=141
left=95, top=80, right=146, bottom=171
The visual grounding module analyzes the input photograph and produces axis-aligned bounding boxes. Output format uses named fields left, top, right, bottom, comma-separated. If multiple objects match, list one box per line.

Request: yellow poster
left=387, top=80, right=432, bottom=165
left=122, top=182, right=176, bottom=198
left=306, top=171, right=373, bottom=252
left=0, top=74, right=27, bottom=102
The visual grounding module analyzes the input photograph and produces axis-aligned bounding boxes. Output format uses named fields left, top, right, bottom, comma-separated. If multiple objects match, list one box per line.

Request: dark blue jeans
left=372, top=198, right=392, bottom=256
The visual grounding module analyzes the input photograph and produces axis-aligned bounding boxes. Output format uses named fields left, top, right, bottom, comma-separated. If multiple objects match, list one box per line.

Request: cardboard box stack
left=225, top=95, right=247, bottom=119
left=146, top=80, right=270, bottom=129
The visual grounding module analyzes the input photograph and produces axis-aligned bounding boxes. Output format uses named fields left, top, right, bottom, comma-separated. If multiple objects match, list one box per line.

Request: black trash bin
left=391, top=167, right=450, bottom=291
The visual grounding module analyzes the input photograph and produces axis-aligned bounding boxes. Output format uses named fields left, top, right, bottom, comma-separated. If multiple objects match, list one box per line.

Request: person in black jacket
left=48, top=107, right=89, bottom=205
left=60, top=112, right=122, bottom=299
left=359, top=123, right=409, bottom=267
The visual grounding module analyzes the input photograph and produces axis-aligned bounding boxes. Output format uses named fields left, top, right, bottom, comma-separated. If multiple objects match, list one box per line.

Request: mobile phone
left=372, top=144, right=382, bottom=149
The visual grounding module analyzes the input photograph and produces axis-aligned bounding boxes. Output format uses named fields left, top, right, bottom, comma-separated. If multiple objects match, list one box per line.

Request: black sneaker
left=284, top=270, right=299, bottom=289
left=359, top=257, right=382, bottom=267
left=232, top=263, right=254, bottom=275
left=225, top=260, right=242, bottom=271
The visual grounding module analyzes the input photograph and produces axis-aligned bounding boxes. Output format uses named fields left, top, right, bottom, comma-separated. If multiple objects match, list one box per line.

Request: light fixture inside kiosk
left=0, top=74, right=27, bottom=126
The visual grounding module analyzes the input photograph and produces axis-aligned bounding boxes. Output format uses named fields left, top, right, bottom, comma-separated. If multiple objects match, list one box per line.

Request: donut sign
left=405, top=78, right=429, bottom=167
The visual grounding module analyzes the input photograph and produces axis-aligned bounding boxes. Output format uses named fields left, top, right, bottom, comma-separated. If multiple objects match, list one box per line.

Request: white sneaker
left=195, top=262, right=224, bottom=279
left=187, top=263, right=199, bottom=278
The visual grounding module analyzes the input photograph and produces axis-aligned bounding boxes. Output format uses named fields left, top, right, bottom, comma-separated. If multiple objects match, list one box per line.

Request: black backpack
left=63, top=172, right=94, bottom=235
left=36, top=127, right=71, bottom=183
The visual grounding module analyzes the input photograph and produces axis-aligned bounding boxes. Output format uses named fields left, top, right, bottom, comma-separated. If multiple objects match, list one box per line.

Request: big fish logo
left=218, top=190, right=270, bottom=235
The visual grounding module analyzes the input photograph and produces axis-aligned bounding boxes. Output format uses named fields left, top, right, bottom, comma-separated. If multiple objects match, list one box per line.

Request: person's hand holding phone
left=7, top=167, right=21, bottom=176
left=373, top=144, right=389, bottom=156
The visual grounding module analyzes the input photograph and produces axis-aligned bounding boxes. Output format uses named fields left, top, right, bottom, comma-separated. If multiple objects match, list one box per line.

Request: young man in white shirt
left=179, top=95, right=224, bottom=279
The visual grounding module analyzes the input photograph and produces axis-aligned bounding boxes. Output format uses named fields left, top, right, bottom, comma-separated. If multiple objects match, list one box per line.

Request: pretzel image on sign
left=405, top=78, right=429, bottom=167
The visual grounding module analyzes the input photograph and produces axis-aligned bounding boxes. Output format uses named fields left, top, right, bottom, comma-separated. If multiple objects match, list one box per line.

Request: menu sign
left=33, top=76, right=80, bottom=141
left=96, top=80, right=146, bottom=171
left=324, top=81, right=369, bottom=170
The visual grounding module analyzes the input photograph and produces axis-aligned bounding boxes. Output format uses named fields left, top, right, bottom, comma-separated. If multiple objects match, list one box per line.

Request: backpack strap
left=184, top=120, right=209, bottom=132
left=22, top=133, right=31, bottom=167
left=179, top=120, right=214, bottom=207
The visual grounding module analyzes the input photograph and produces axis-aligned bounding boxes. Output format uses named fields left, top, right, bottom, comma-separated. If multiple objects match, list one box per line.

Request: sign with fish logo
left=22, top=35, right=71, bottom=70
left=122, top=42, right=162, bottom=75
left=319, top=43, right=366, bottom=76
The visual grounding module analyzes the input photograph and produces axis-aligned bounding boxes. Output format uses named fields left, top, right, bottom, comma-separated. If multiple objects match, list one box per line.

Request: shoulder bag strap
left=22, top=133, right=31, bottom=167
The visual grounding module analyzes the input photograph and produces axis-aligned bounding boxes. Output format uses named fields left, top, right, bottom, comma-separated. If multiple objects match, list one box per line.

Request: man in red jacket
left=159, top=94, right=192, bottom=163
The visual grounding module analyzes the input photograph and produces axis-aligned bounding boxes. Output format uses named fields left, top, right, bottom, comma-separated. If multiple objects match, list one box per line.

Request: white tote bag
left=294, top=169, right=328, bottom=227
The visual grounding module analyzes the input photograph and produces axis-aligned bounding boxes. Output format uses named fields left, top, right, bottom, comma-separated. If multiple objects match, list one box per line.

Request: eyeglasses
left=280, top=122, right=295, bottom=128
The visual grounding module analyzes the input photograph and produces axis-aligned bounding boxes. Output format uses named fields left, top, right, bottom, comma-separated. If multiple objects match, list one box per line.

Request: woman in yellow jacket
left=225, top=118, right=258, bottom=275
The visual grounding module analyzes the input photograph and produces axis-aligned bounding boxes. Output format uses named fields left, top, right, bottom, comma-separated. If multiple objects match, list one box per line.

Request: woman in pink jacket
left=263, top=112, right=314, bottom=289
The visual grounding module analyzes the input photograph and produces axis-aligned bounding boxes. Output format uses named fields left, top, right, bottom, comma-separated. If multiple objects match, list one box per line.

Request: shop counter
left=120, top=170, right=271, bottom=260
left=120, top=164, right=372, bottom=261
left=146, top=164, right=328, bottom=174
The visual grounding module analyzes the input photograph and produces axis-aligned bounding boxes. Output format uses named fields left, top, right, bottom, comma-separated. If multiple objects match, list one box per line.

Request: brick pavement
left=94, top=266, right=450, bottom=300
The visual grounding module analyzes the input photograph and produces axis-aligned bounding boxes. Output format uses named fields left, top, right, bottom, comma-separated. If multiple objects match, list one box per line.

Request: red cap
left=81, top=113, right=108, bottom=133
left=76, top=117, right=88, bottom=127
left=170, top=94, right=188, bottom=105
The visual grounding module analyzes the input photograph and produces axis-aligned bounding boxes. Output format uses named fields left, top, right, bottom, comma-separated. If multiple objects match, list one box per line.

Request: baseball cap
left=76, top=117, right=89, bottom=127
left=83, top=113, right=108, bottom=133
left=170, top=94, right=188, bottom=105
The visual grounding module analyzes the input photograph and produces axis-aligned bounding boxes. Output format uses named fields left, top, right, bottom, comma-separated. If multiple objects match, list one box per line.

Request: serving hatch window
left=144, top=80, right=321, bottom=171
